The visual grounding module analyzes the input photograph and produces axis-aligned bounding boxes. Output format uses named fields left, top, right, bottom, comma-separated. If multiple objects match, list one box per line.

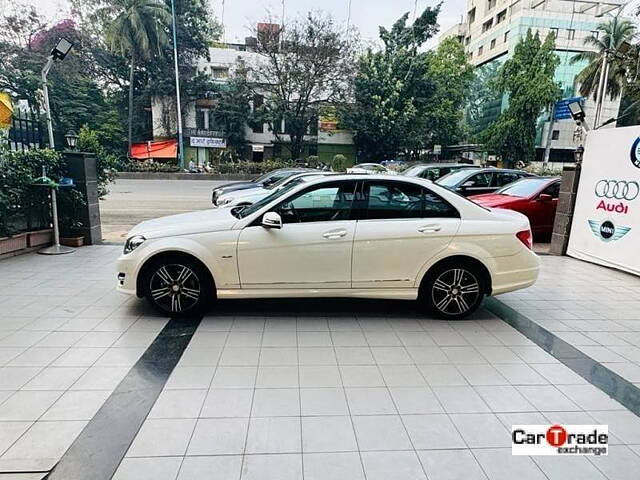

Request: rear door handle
left=418, top=224, right=442, bottom=233
left=323, top=229, right=347, bottom=239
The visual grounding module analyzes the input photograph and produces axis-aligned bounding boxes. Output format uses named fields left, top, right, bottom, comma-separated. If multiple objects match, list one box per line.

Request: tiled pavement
left=499, top=256, right=640, bottom=388
left=0, top=246, right=639, bottom=480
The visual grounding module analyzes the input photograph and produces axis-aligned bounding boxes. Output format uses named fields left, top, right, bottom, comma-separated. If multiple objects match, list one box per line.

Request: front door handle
left=418, top=224, right=442, bottom=233
left=323, top=229, right=347, bottom=239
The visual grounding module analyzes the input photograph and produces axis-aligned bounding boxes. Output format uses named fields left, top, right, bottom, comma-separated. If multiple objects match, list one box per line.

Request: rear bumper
left=490, top=249, right=540, bottom=296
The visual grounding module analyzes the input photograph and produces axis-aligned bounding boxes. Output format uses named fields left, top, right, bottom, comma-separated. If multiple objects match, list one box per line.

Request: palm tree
left=100, top=0, right=171, bottom=155
left=571, top=18, right=636, bottom=101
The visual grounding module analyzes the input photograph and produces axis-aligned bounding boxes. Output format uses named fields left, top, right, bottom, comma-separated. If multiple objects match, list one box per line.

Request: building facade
left=152, top=33, right=356, bottom=165
left=444, top=0, right=625, bottom=164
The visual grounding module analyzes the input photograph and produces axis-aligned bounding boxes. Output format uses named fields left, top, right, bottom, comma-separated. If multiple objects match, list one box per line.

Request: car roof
left=411, top=163, right=479, bottom=168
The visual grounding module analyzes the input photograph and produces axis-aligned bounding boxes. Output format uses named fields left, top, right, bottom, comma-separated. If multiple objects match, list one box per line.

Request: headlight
left=124, top=235, right=146, bottom=254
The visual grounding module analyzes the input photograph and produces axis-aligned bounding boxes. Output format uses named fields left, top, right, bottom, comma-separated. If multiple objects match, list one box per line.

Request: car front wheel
left=420, top=263, right=485, bottom=319
left=143, top=256, right=212, bottom=317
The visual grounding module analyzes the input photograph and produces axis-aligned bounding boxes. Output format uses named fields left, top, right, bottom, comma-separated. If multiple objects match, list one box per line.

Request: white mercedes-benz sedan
left=116, top=175, right=540, bottom=319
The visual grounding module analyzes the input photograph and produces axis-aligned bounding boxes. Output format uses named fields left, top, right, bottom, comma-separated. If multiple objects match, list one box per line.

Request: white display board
left=567, top=125, right=640, bottom=276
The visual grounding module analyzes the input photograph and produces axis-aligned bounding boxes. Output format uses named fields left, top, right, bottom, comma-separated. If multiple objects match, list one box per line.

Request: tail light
left=516, top=229, right=533, bottom=250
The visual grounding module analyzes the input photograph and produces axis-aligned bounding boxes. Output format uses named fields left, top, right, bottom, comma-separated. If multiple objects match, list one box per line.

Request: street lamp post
left=39, top=38, right=75, bottom=256
left=170, top=0, right=185, bottom=169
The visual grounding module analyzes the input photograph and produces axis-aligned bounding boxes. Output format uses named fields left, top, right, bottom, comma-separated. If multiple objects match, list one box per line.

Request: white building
left=152, top=35, right=356, bottom=165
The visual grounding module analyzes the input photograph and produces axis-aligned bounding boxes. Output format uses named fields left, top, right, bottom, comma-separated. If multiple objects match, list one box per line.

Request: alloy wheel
left=149, top=264, right=201, bottom=313
left=431, top=268, right=480, bottom=316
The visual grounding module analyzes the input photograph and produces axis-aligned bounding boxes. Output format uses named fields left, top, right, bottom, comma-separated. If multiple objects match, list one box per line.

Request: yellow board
left=0, top=92, right=13, bottom=128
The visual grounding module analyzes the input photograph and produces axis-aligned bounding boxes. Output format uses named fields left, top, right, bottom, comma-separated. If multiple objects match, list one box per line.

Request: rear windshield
left=497, top=178, right=550, bottom=197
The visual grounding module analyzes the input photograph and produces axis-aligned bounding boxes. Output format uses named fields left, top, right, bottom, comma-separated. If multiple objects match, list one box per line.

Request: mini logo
left=589, top=220, right=631, bottom=241
left=632, top=137, right=640, bottom=169
left=512, top=425, right=608, bottom=456
left=595, top=180, right=639, bottom=201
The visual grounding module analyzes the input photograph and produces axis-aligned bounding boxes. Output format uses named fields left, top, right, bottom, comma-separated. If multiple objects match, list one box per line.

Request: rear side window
left=363, top=181, right=459, bottom=220
left=494, top=172, right=521, bottom=187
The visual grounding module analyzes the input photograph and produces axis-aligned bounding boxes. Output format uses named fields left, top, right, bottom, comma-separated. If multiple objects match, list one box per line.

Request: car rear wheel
left=143, top=256, right=213, bottom=317
left=420, top=263, right=485, bottom=319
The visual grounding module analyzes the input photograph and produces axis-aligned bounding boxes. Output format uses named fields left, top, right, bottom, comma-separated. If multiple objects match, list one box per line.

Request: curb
left=116, top=172, right=260, bottom=181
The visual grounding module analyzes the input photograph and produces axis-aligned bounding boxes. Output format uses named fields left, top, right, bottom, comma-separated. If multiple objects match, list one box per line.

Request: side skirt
left=216, top=288, right=418, bottom=300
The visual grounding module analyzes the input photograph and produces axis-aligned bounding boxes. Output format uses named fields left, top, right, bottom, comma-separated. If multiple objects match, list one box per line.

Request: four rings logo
left=595, top=180, right=639, bottom=200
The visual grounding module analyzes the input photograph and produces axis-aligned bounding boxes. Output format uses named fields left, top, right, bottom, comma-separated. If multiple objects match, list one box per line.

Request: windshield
left=235, top=178, right=304, bottom=219
left=496, top=178, right=550, bottom=197
left=403, top=166, right=426, bottom=177
left=436, top=169, right=475, bottom=187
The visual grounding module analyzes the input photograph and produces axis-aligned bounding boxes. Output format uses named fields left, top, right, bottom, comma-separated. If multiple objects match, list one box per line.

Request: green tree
left=466, top=62, right=502, bottom=135
left=481, top=30, right=560, bottom=166
left=571, top=18, right=636, bottom=101
left=252, top=12, right=357, bottom=160
left=425, top=37, right=474, bottom=146
left=345, top=7, right=440, bottom=161
left=209, top=68, right=252, bottom=155
left=98, top=0, right=171, bottom=154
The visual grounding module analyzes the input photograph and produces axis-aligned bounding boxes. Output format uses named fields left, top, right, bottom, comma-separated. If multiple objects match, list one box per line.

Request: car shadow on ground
left=127, top=296, right=494, bottom=321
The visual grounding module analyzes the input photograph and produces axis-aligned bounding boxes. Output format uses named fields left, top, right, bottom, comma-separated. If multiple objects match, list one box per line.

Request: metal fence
left=7, top=109, right=43, bottom=151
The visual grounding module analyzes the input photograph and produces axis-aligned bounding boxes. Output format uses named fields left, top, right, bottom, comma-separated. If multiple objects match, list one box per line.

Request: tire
left=142, top=255, right=214, bottom=317
left=419, top=261, right=486, bottom=320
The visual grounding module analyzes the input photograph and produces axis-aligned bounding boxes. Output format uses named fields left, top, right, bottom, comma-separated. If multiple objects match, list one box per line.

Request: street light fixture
left=65, top=130, right=78, bottom=150
left=51, top=38, right=73, bottom=60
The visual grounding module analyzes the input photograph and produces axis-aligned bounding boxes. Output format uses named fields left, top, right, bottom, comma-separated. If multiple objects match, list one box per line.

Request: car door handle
left=418, top=224, right=442, bottom=233
left=323, top=229, right=347, bottom=239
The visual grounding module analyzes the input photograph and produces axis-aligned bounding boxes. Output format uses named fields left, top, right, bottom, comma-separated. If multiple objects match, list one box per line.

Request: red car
left=469, top=177, right=561, bottom=238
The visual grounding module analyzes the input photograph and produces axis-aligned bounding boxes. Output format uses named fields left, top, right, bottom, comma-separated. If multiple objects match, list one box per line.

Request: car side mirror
left=262, top=212, right=282, bottom=229
left=538, top=194, right=552, bottom=202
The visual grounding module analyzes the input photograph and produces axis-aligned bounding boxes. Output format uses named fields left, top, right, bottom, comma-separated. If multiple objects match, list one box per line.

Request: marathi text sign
left=190, top=136, right=226, bottom=148
left=567, top=126, right=640, bottom=276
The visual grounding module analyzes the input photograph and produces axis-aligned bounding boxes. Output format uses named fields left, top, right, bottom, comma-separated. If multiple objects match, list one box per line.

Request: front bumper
left=116, top=252, right=140, bottom=296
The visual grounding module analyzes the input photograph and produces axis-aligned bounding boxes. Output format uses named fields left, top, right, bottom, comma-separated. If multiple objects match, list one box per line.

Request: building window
left=591, top=30, right=599, bottom=39
left=567, top=29, right=575, bottom=40
left=490, top=39, right=496, bottom=49
left=465, top=36, right=471, bottom=45
left=504, top=31, right=509, bottom=42
left=468, top=7, right=476, bottom=24
left=210, top=67, right=229, bottom=79
left=478, top=46, right=483, bottom=56
left=196, top=108, right=207, bottom=129
left=550, top=27, right=559, bottom=38
left=552, top=130, right=560, bottom=140
left=252, top=95, right=264, bottom=133
left=482, top=19, right=493, bottom=33
left=496, top=9, right=507, bottom=23
left=487, top=0, right=496, bottom=11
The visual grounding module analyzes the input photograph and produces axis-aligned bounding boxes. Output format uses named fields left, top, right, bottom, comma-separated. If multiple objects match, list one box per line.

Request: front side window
left=274, top=181, right=357, bottom=224
left=542, top=181, right=561, bottom=198
left=467, top=172, right=492, bottom=187
left=364, top=181, right=458, bottom=219
left=494, top=172, right=520, bottom=187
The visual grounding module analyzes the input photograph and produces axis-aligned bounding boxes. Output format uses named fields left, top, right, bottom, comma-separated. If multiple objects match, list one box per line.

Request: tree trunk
left=127, top=52, right=135, bottom=158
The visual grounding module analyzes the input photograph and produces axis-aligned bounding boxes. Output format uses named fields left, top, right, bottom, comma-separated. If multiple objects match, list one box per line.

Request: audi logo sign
left=594, top=180, right=640, bottom=201
left=568, top=126, right=640, bottom=277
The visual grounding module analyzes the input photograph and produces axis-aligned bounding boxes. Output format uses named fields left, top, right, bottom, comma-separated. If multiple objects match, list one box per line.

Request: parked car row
left=210, top=164, right=560, bottom=239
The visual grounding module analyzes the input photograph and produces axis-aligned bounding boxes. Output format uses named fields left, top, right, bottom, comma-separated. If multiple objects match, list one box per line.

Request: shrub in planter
left=57, top=188, right=86, bottom=247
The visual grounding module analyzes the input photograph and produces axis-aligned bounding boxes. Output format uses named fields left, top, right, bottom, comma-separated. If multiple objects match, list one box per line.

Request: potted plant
left=58, top=189, right=86, bottom=247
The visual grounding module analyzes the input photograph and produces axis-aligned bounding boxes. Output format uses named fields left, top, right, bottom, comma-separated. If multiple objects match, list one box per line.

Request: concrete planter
left=117, top=172, right=259, bottom=181
left=27, top=229, right=53, bottom=248
left=60, top=236, right=85, bottom=247
left=0, top=233, right=28, bottom=255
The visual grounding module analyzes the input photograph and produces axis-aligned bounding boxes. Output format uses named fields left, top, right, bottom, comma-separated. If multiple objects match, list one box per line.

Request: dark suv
left=402, top=163, right=480, bottom=182
left=435, top=168, right=535, bottom=196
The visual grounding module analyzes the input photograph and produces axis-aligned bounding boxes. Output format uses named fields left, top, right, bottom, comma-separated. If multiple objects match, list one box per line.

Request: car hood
left=469, top=193, right=521, bottom=207
left=127, top=208, right=238, bottom=239
left=222, top=187, right=270, bottom=201
left=213, top=181, right=259, bottom=194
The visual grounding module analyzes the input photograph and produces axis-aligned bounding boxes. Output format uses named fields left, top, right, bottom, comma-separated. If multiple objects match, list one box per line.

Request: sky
left=20, top=0, right=467, bottom=47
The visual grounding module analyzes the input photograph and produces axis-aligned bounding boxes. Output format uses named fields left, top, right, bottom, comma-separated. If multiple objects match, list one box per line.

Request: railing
left=7, top=110, right=43, bottom=151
